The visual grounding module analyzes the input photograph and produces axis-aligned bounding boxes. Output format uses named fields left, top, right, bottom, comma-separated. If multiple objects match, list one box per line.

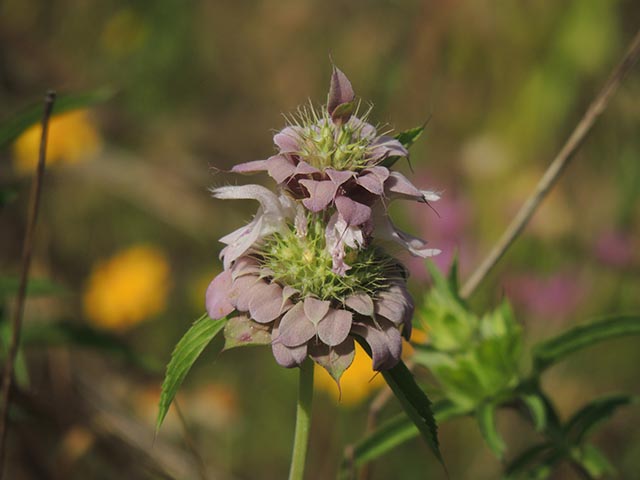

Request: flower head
left=231, top=67, right=440, bottom=274
left=207, top=66, right=439, bottom=385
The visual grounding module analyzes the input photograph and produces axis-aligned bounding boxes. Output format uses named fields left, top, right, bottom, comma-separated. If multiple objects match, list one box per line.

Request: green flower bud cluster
left=291, top=105, right=378, bottom=171
left=260, top=215, right=402, bottom=302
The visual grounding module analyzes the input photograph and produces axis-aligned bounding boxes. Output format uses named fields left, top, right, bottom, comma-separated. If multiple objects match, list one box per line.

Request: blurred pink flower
left=504, top=272, right=586, bottom=319
left=594, top=229, right=635, bottom=268
left=404, top=178, right=472, bottom=280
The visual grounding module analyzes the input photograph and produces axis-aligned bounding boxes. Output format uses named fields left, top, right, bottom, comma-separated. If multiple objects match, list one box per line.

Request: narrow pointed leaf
left=520, top=394, right=547, bottom=432
left=340, top=400, right=465, bottom=476
left=571, top=444, right=615, bottom=478
left=380, top=125, right=425, bottom=168
left=355, top=338, right=445, bottom=468
left=394, top=124, right=425, bottom=149
left=504, top=442, right=555, bottom=478
left=564, top=394, right=637, bottom=444
left=476, top=403, right=506, bottom=459
left=156, top=314, right=227, bottom=430
left=533, top=315, right=640, bottom=372
left=0, top=88, right=114, bottom=148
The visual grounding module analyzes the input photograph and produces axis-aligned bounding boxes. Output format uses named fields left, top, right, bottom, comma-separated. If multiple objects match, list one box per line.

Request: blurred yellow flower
left=12, top=109, right=101, bottom=174
left=314, top=342, right=385, bottom=407
left=83, top=245, right=170, bottom=331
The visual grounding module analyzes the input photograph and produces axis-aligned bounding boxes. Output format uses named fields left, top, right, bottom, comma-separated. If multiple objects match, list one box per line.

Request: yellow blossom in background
left=12, top=109, right=101, bottom=174
left=83, top=245, right=170, bottom=331
left=314, top=342, right=385, bottom=406
left=402, top=327, right=428, bottom=358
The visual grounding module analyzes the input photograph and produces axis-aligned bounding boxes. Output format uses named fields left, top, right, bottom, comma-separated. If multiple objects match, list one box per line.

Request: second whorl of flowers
left=206, top=67, right=440, bottom=384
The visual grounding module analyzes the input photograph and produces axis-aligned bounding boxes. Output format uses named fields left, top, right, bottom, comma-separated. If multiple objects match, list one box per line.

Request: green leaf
left=571, top=444, right=615, bottom=478
left=394, top=124, right=426, bottom=149
left=564, top=394, right=637, bottom=444
left=477, top=402, right=506, bottom=459
left=331, top=101, right=356, bottom=122
left=533, top=315, right=640, bottom=372
left=355, top=337, right=444, bottom=468
left=380, top=123, right=426, bottom=168
left=447, top=254, right=460, bottom=295
left=0, top=88, right=113, bottom=149
left=0, top=276, right=69, bottom=298
left=156, top=314, right=226, bottom=430
left=503, top=442, right=555, bottom=479
left=342, top=414, right=418, bottom=474
left=340, top=400, right=465, bottom=475
left=520, top=394, right=547, bottom=432
left=381, top=361, right=444, bottom=467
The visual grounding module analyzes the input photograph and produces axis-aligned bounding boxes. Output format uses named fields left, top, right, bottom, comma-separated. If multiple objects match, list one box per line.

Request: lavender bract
left=207, top=67, right=439, bottom=384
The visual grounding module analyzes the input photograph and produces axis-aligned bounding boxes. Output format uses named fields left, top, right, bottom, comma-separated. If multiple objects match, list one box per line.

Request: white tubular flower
left=211, top=185, right=296, bottom=268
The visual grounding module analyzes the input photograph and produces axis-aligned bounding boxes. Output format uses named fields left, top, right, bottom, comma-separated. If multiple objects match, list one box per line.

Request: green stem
left=288, top=358, right=314, bottom=480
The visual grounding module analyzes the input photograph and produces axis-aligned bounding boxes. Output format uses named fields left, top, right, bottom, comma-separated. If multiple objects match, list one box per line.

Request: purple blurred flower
left=504, top=272, right=586, bottom=319
left=594, top=229, right=635, bottom=268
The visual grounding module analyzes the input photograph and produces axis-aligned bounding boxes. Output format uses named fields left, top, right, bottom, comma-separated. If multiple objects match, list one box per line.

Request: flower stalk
left=288, top=358, right=315, bottom=480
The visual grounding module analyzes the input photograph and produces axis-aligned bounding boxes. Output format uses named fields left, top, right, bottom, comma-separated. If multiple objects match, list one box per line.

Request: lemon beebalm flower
left=314, top=342, right=385, bottom=406
left=12, top=109, right=101, bottom=174
left=83, top=245, right=170, bottom=331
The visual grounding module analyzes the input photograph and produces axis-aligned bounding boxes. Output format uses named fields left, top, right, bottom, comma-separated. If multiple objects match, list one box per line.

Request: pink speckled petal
left=205, top=270, right=235, bottom=320
left=294, top=160, right=320, bottom=176
left=249, top=282, right=289, bottom=324
left=272, top=321, right=308, bottom=367
left=345, top=293, right=374, bottom=316
left=231, top=256, right=261, bottom=279
left=231, top=159, right=270, bottom=174
left=299, top=179, right=338, bottom=212
left=384, top=172, right=424, bottom=201
left=369, top=137, right=408, bottom=162
left=326, top=168, right=355, bottom=186
left=303, top=297, right=331, bottom=325
left=266, top=156, right=296, bottom=183
left=352, top=320, right=402, bottom=370
left=274, top=126, right=301, bottom=153
left=327, top=66, right=355, bottom=117
left=232, top=275, right=261, bottom=312
left=309, top=337, right=355, bottom=385
left=335, top=196, right=372, bottom=226
left=277, top=303, right=316, bottom=347
left=317, top=308, right=352, bottom=346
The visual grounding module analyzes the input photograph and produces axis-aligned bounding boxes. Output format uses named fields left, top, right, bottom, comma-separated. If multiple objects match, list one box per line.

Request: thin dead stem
left=0, top=91, right=56, bottom=477
left=460, top=27, right=640, bottom=299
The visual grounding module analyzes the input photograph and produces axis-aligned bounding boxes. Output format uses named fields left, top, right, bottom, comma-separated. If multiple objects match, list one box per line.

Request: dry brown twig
left=355, top=26, right=640, bottom=479
left=0, top=91, right=56, bottom=478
